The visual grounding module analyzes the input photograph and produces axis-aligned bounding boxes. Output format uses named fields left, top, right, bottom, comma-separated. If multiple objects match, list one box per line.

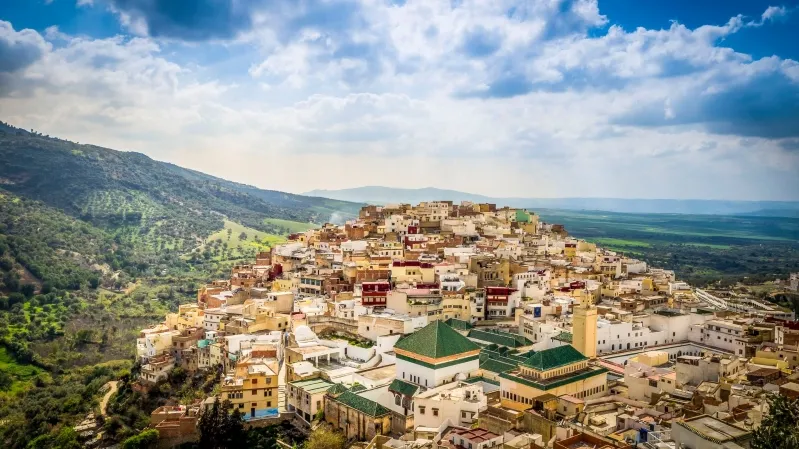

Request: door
left=251, top=408, right=255, bottom=418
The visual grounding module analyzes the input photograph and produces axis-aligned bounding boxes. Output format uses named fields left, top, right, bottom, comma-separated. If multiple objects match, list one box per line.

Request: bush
left=121, top=429, right=159, bottom=449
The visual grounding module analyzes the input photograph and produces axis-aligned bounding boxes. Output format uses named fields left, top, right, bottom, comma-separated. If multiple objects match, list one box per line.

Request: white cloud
left=0, top=2, right=797, bottom=200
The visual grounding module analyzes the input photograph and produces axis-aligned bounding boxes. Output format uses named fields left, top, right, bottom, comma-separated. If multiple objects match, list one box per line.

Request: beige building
left=287, top=377, right=335, bottom=423
left=572, top=298, right=597, bottom=358
left=499, top=345, right=608, bottom=411
left=220, top=356, right=279, bottom=420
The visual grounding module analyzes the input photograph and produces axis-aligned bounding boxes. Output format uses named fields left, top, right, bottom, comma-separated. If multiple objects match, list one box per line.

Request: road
left=99, top=381, right=119, bottom=416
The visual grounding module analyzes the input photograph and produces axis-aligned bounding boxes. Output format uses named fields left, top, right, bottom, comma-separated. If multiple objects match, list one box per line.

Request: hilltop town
left=130, top=201, right=799, bottom=449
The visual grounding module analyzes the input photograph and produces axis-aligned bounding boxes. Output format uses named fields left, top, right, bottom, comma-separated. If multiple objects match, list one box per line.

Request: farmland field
left=199, top=220, right=286, bottom=261
left=536, top=209, right=799, bottom=286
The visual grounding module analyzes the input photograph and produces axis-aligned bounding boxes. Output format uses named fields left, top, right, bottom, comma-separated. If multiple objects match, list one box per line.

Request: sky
left=1, top=1, right=798, bottom=201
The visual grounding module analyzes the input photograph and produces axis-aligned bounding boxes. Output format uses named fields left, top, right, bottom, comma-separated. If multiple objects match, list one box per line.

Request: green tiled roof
left=480, top=358, right=517, bottom=374
left=500, top=367, right=607, bottom=391
left=480, top=346, right=534, bottom=367
left=394, top=321, right=480, bottom=359
left=327, top=383, right=348, bottom=395
left=464, top=376, right=500, bottom=386
left=444, top=318, right=474, bottom=331
left=552, top=331, right=573, bottom=343
left=350, top=383, right=367, bottom=393
left=468, top=329, right=532, bottom=348
left=388, top=379, right=419, bottom=397
left=521, top=345, right=587, bottom=371
left=334, top=391, right=390, bottom=417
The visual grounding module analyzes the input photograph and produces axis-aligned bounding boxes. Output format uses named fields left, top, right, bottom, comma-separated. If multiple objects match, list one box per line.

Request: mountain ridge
left=303, top=186, right=799, bottom=217
left=0, top=122, right=362, bottom=262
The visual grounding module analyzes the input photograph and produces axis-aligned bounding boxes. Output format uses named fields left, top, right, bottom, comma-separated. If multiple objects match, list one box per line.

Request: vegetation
left=196, top=398, right=246, bottom=448
left=0, top=129, right=360, bottom=250
left=538, top=209, right=799, bottom=286
left=121, top=429, right=159, bottom=449
left=0, top=362, right=129, bottom=448
left=263, top=217, right=319, bottom=234
left=195, top=219, right=286, bottom=262
left=304, top=427, right=346, bottom=449
left=751, top=394, right=799, bottom=449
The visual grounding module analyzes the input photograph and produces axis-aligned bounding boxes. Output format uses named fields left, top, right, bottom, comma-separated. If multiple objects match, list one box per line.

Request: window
left=419, top=406, right=425, bottom=414
left=239, top=404, right=244, bottom=409
left=433, top=408, right=439, bottom=416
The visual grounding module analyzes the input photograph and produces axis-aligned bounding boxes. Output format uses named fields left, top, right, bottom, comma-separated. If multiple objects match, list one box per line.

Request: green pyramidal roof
left=394, top=321, right=480, bottom=359
left=521, top=345, right=587, bottom=371
left=334, top=391, right=391, bottom=417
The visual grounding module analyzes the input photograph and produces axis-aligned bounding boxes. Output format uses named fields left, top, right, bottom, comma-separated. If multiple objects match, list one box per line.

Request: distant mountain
left=0, top=122, right=362, bottom=255
left=303, top=186, right=799, bottom=217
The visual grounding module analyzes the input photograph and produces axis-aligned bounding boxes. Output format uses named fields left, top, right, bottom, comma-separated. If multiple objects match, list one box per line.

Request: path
left=99, top=381, right=118, bottom=416
left=278, top=349, right=287, bottom=412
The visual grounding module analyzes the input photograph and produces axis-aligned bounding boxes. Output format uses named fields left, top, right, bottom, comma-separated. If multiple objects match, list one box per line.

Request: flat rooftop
left=677, top=415, right=750, bottom=442
left=357, top=364, right=396, bottom=381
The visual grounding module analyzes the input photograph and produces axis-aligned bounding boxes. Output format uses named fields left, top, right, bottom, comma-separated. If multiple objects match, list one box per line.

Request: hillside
left=304, top=186, right=799, bottom=217
left=0, top=124, right=361, bottom=257
left=0, top=191, right=139, bottom=291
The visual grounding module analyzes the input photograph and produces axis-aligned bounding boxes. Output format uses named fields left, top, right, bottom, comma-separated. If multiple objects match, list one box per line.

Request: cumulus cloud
left=1, top=1, right=798, bottom=200
left=0, top=21, right=50, bottom=73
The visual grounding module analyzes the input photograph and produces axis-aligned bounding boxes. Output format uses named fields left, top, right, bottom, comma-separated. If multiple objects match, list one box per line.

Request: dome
left=294, top=325, right=317, bottom=343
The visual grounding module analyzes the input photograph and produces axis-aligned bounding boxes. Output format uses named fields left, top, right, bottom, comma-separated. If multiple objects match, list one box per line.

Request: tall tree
left=751, top=394, right=799, bottom=449
left=198, top=398, right=246, bottom=449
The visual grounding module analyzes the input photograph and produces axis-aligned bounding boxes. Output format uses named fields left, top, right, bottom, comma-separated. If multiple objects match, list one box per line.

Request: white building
left=595, top=318, right=668, bottom=354
left=413, top=381, right=487, bottom=429
left=689, top=320, right=747, bottom=355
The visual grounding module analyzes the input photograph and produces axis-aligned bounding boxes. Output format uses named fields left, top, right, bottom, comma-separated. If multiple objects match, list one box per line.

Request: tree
left=239, top=232, right=247, bottom=241
left=198, top=398, right=246, bottom=449
left=20, top=283, right=36, bottom=298
left=752, top=394, right=799, bottom=449
left=305, top=427, right=346, bottom=449
left=0, top=369, right=12, bottom=390
left=121, top=429, right=159, bottom=449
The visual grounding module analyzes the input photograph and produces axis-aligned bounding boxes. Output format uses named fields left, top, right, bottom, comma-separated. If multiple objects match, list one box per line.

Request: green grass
left=263, top=218, right=318, bottom=234
left=591, top=238, right=652, bottom=248
left=0, top=347, right=43, bottom=393
left=200, top=219, right=286, bottom=261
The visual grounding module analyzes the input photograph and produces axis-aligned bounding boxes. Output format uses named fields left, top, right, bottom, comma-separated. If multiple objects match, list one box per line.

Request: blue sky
left=1, top=1, right=798, bottom=201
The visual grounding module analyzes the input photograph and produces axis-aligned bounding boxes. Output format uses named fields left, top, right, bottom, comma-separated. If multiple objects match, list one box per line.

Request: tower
left=572, top=298, right=598, bottom=358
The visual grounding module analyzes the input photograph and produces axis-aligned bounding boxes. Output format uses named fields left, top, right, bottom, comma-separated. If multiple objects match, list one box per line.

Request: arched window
left=395, top=394, right=401, bottom=406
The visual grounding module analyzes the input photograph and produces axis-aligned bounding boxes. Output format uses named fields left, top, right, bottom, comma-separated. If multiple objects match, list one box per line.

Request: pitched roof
left=552, top=331, right=573, bottom=343
left=334, top=391, right=390, bottom=417
left=521, top=345, right=587, bottom=371
left=394, top=321, right=480, bottom=359
left=350, top=383, right=368, bottom=393
left=480, top=358, right=517, bottom=374
left=327, top=383, right=348, bottom=395
left=388, top=379, right=419, bottom=397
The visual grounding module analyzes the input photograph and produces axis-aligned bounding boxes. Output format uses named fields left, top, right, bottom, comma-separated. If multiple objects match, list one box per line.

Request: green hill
left=0, top=124, right=361, bottom=257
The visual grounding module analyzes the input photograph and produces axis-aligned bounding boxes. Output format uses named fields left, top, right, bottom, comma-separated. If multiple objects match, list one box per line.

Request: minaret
left=572, top=296, right=598, bottom=358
